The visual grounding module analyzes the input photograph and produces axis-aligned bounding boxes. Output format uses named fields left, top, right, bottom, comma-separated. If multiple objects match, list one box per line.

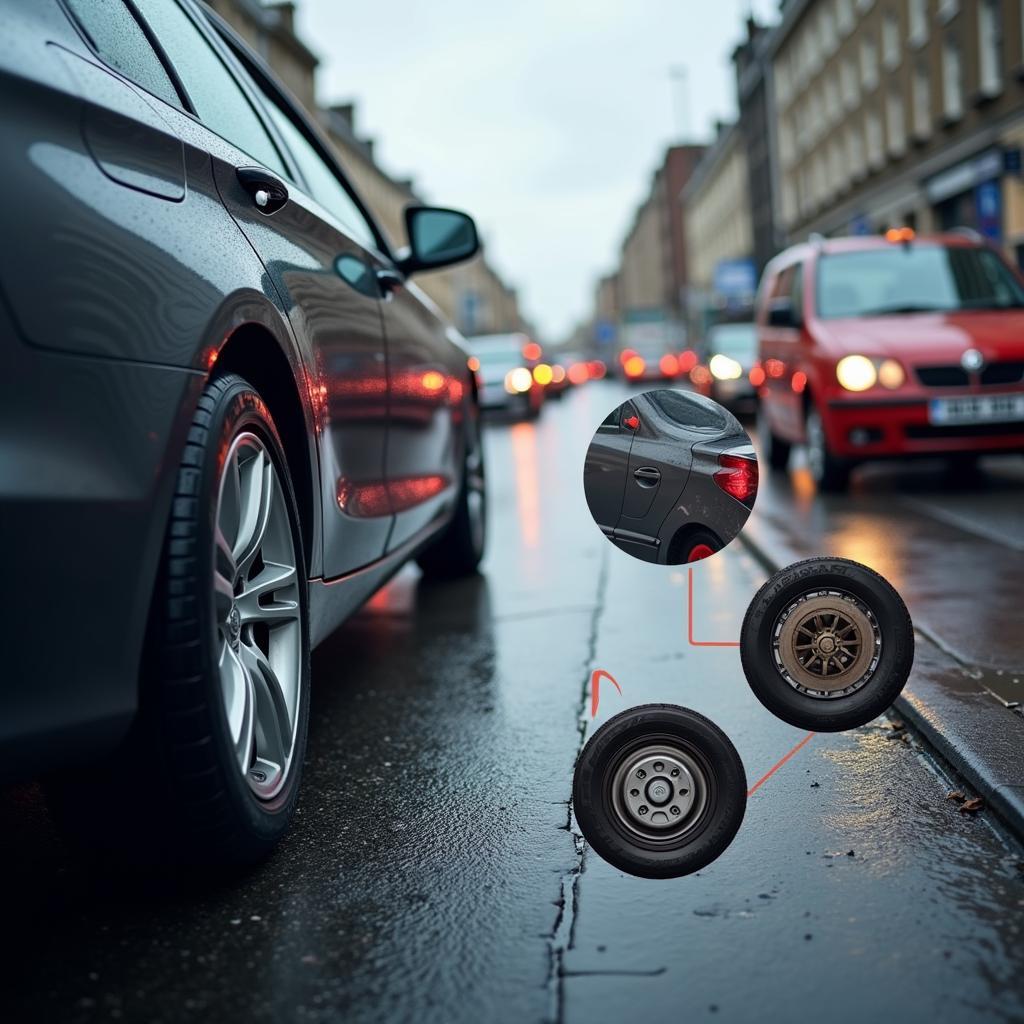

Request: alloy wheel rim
left=213, top=432, right=302, bottom=800
left=465, top=411, right=486, bottom=555
left=771, top=589, right=881, bottom=699
left=609, top=742, right=710, bottom=843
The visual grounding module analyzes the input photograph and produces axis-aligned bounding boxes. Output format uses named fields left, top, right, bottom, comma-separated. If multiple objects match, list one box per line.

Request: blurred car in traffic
left=692, top=321, right=760, bottom=414
left=467, top=332, right=545, bottom=419
left=583, top=390, right=758, bottom=563
left=1, top=0, right=485, bottom=863
left=756, top=231, right=1024, bottom=490
left=618, top=339, right=696, bottom=383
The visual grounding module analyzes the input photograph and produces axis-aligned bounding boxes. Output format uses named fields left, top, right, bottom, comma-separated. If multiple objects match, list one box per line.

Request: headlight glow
left=505, top=367, right=533, bottom=394
left=709, top=354, right=743, bottom=381
left=836, top=355, right=877, bottom=392
left=878, top=358, right=905, bottom=389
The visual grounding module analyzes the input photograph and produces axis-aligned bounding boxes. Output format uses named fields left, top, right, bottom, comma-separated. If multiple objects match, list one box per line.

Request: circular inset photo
left=573, top=704, right=747, bottom=879
left=582, top=389, right=758, bottom=564
left=740, top=557, right=914, bottom=732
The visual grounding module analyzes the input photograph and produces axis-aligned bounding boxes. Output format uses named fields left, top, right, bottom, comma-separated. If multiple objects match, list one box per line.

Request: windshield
left=707, top=324, right=756, bottom=357
left=816, top=245, right=1024, bottom=318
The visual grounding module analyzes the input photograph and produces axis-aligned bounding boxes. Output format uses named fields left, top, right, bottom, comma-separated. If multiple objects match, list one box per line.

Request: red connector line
left=686, top=568, right=815, bottom=793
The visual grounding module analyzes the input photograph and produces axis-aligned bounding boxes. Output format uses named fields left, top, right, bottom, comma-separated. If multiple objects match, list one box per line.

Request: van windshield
left=816, top=245, right=1024, bottom=318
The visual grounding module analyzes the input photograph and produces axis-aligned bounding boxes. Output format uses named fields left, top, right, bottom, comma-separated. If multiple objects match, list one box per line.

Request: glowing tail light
left=623, top=355, right=646, bottom=378
left=714, top=452, right=758, bottom=503
left=659, top=353, right=680, bottom=376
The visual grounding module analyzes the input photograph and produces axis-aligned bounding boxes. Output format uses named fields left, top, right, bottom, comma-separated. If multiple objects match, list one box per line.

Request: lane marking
left=747, top=731, right=816, bottom=796
left=687, top=568, right=740, bottom=647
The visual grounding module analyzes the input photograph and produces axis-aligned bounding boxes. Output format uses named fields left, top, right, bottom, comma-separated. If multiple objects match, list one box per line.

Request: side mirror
left=767, top=297, right=798, bottom=329
left=400, top=206, right=480, bottom=276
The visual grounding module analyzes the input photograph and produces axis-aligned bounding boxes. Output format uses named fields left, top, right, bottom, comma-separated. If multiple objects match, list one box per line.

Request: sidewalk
left=741, top=496, right=1024, bottom=843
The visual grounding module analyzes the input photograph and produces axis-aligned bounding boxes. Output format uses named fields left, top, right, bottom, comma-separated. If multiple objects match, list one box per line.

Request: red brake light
left=623, top=414, right=640, bottom=430
left=714, top=453, right=758, bottom=502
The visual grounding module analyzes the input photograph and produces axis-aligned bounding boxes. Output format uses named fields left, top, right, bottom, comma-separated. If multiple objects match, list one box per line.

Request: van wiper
left=855, top=304, right=946, bottom=316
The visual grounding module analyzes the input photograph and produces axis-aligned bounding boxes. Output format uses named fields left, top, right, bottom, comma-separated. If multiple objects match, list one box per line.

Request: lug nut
left=670, top=768, right=680, bottom=777
left=679, top=788, right=689, bottom=796
left=671, top=806, right=680, bottom=816
left=638, top=805, right=648, bottom=815
left=636, top=769, right=646, bottom=779
left=653, top=761, right=664, bottom=772
left=630, top=788, right=639, bottom=797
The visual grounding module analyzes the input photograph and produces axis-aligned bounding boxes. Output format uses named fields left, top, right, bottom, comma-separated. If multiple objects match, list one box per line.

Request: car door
left=381, top=281, right=465, bottom=552
left=131, top=0, right=393, bottom=579
left=584, top=401, right=637, bottom=534
left=616, top=392, right=695, bottom=541
left=761, top=261, right=805, bottom=440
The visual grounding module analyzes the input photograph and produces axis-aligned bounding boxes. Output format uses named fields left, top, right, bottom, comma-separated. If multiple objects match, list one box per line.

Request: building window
left=908, top=0, right=929, bottom=47
left=825, top=73, right=842, bottom=125
left=856, top=0, right=876, bottom=11
left=820, top=5, right=838, bottom=55
left=866, top=106, right=885, bottom=168
left=861, top=33, right=880, bottom=90
left=847, top=121, right=866, bottom=179
left=938, top=0, right=959, bottom=22
left=887, top=87, right=907, bottom=155
left=978, top=0, right=1002, bottom=98
left=883, top=12, right=901, bottom=69
left=912, top=59, right=932, bottom=138
left=837, top=0, right=855, bottom=34
left=942, top=33, right=964, bottom=120
left=841, top=56, right=861, bottom=108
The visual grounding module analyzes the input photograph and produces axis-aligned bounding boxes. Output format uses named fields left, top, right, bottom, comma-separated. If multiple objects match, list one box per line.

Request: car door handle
left=633, top=467, right=660, bottom=487
left=236, top=167, right=289, bottom=214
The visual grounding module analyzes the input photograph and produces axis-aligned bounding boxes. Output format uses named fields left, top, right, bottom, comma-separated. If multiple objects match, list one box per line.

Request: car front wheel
left=48, top=373, right=310, bottom=865
left=805, top=406, right=850, bottom=492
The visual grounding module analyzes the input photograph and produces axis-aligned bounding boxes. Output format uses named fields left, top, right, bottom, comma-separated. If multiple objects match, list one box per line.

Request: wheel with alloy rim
left=573, top=705, right=746, bottom=879
left=47, top=374, right=310, bottom=864
left=741, top=557, right=913, bottom=731
left=214, top=431, right=303, bottom=801
left=805, top=406, right=851, bottom=492
left=417, top=390, right=486, bottom=578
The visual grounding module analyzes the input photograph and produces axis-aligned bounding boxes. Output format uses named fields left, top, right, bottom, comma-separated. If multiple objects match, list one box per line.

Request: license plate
left=928, top=393, right=1024, bottom=425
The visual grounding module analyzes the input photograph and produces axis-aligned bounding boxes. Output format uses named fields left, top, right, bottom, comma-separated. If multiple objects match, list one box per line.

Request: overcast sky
left=296, top=0, right=778, bottom=340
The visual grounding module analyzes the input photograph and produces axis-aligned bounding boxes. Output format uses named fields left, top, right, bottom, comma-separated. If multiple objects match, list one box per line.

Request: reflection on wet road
left=1, top=383, right=1022, bottom=1024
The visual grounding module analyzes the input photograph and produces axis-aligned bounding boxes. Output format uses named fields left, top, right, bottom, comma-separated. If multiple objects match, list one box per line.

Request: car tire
left=757, top=401, right=791, bottom=471
left=740, top=557, right=914, bottom=732
left=417, top=397, right=487, bottom=578
left=573, top=705, right=747, bottom=879
left=805, top=406, right=850, bottom=492
left=47, top=373, right=310, bottom=865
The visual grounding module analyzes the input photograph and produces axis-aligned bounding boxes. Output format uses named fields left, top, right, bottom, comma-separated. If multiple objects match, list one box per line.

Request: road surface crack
left=545, top=545, right=609, bottom=1024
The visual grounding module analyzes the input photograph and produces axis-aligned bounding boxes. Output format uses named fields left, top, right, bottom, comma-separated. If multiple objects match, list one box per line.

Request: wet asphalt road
left=2, top=381, right=1023, bottom=1024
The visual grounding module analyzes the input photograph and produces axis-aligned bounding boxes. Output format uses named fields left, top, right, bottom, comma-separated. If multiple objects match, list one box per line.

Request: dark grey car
left=0, top=0, right=486, bottom=863
left=583, top=390, right=757, bottom=564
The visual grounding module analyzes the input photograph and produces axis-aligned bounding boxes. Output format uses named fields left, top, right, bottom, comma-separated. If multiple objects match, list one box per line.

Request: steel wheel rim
left=806, top=411, right=826, bottom=481
left=213, top=432, right=302, bottom=800
left=609, top=742, right=709, bottom=843
left=772, top=589, right=881, bottom=699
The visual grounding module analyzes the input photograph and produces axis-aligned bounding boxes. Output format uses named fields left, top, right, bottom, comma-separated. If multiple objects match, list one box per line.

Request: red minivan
left=755, top=232, right=1024, bottom=490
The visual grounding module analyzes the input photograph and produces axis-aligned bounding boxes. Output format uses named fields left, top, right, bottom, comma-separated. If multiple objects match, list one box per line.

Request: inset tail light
left=714, top=452, right=758, bottom=503
left=622, top=414, right=640, bottom=430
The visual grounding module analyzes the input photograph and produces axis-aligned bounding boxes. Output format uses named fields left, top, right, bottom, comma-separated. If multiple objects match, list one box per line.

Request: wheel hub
left=610, top=745, right=708, bottom=842
left=772, top=590, right=880, bottom=698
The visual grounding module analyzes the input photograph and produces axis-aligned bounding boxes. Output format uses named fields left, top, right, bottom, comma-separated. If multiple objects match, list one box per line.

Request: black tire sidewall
left=187, top=377, right=310, bottom=848
left=740, top=558, right=913, bottom=732
left=573, top=705, right=747, bottom=879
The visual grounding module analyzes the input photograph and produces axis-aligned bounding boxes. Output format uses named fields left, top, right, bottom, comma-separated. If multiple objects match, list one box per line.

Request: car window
left=132, top=0, right=286, bottom=176
left=817, top=245, right=1024, bottom=318
left=648, top=391, right=726, bottom=431
left=708, top=323, right=757, bottom=357
left=248, top=80, right=378, bottom=251
left=64, top=0, right=181, bottom=107
left=789, top=263, right=805, bottom=326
